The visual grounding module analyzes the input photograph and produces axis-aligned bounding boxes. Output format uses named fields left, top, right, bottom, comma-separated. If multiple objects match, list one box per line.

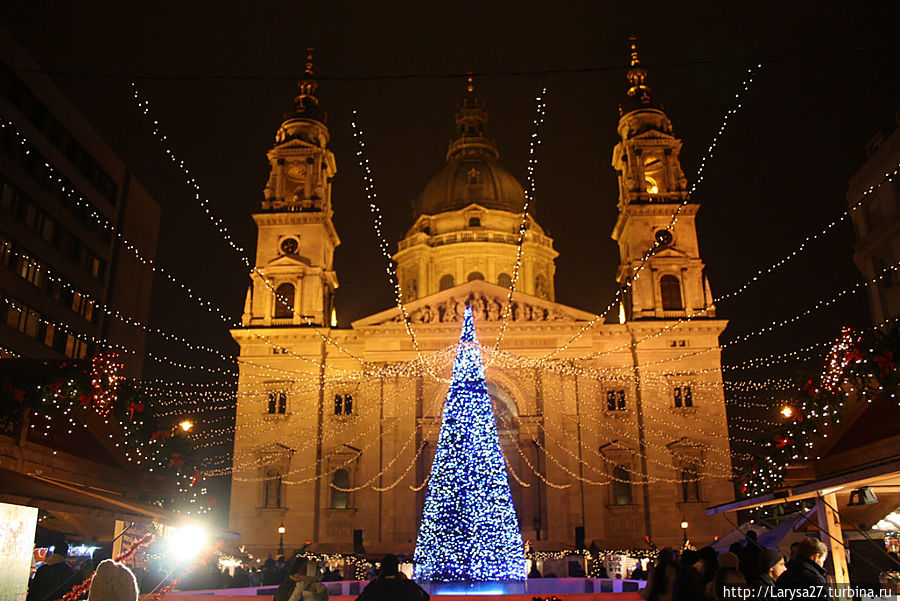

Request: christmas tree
left=414, top=305, right=526, bottom=582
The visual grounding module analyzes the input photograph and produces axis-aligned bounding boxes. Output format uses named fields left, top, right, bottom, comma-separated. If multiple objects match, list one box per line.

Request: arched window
left=497, top=273, right=512, bottom=288
left=681, top=467, right=701, bottom=502
left=439, top=274, right=455, bottom=291
left=659, top=275, right=683, bottom=310
left=468, top=217, right=481, bottom=227
left=467, top=271, right=484, bottom=281
left=274, top=283, right=295, bottom=318
left=613, top=465, right=633, bottom=505
left=265, top=469, right=282, bottom=507
left=332, top=469, right=350, bottom=509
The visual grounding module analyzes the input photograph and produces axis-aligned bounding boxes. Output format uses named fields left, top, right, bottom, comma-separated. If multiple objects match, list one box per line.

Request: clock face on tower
left=654, top=229, right=673, bottom=247
left=280, top=237, right=299, bottom=254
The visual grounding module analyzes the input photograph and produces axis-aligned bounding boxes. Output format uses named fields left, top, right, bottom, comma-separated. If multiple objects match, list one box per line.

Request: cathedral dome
left=415, top=156, right=526, bottom=217
left=413, top=79, right=529, bottom=218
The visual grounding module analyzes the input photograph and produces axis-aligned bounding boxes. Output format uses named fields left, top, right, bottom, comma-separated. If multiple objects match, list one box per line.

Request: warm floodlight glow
left=331, top=307, right=337, bottom=327
left=618, top=302, right=626, bottom=324
left=780, top=406, right=794, bottom=418
left=169, top=525, right=207, bottom=559
left=680, top=520, right=688, bottom=530
left=179, top=420, right=193, bottom=432
left=278, top=524, right=286, bottom=534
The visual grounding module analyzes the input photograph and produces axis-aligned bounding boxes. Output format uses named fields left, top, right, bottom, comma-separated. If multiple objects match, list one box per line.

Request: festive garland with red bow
left=738, top=325, right=900, bottom=506
left=58, top=533, right=156, bottom=601
left=0, top=355, right=209, bottom=514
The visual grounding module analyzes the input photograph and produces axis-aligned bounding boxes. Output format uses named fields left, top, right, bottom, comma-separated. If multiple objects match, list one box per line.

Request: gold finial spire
left=296, top=47, right=318, bottom=101
left=304, top=47, right=314, bottom=77
left=629, top=35, right=641, bottom=67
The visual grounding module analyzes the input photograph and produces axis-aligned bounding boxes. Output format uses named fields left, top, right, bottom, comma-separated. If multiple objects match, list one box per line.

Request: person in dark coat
left=27, top=541, right=77, bottom=601
left=748, top=548, right=786, bottom=600
left=775, top=538, right=828, bottom=599
left=698, top=546, right=718, bottom=587
left=739, top=530, right=761, bottom=582
left=355, top=554, right=428, bottom=601
left=673, top=549, right=712, bottom=601
left=708, top=551, right=746, bottom=600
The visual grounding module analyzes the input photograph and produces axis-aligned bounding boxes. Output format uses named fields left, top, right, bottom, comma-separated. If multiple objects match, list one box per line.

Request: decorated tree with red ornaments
left=739, top=325, right=900, bottom=502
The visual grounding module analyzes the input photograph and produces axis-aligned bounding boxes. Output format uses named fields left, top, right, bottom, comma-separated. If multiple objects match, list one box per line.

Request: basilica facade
left=228, top=47, right=734, bottom=555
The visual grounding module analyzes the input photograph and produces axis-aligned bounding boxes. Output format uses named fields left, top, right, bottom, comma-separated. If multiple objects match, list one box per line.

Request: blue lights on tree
left=414, top=305, right=526, bottom=582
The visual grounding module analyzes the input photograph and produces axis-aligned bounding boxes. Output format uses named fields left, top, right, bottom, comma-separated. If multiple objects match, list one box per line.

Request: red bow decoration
left=49, top=379, right=64, bottom=394
left=775, top=435, right=793, bottom=448
left=740, top=481, right=748, bottom=494
left=168, top=452, right=184, bottom=468
left=190, top=469, right=202, bottom=486
left=874, top=351, right=894, bottom=376
left=845, top=348, right=864, bottom=362
left=150, top=429, right=172, bottom=441
left=127, top=401, right=145, bottom=420
left=78, top=393, right=92, bottom=408
left=802, top=379, right=816, bottom=396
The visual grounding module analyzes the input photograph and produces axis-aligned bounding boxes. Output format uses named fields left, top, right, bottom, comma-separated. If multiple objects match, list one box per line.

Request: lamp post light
left=680, top=519, right=689, bottom=548
left=278, top=522, right=285, bottom=556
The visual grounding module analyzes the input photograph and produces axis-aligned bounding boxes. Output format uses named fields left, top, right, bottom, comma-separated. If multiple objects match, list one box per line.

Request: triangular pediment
left=631, top=129, right=676, bottom=142
left=653, top=246, right=690, bottom=259
left=264, top=254, right=312, bottom=269
left=272, top=138, right=319, bottom=152
left=351, top=280, right=598, bottom=328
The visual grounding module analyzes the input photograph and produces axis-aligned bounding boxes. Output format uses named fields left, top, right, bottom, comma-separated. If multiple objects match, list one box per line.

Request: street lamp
left=179, top=419, right=193, bottom=432
left=278, top=522, right=285, bottom=556
left=680, top=519, right=688, bottom=548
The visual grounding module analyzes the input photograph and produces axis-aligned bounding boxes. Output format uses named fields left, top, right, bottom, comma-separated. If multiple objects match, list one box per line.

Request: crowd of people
left=25, top=540, right=428, bottom=601
left=27, top=531, right=839, bottom=601
left=639, top=532, right=831, bottom=600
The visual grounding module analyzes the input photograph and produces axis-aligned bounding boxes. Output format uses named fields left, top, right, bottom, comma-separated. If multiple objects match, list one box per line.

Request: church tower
left=242, top=51, right=339, bottom=327
left=393, top=78, right=558, bottom=301
left=611, top=38, right=716, bottom=321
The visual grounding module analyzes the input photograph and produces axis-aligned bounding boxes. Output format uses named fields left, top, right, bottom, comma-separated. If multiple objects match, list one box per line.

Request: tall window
left=268, top=391, right=287, bottom=414
left=681, top=467, right=701, bottom=502
left=607, top=390, right=626, bottom=411
left=332, top=469, right=350, bottom=509
left=659, top=275, right=683, bottom=310
left=468, top=217, right=481, bottom=227
left=613, top=465, right=633, bottom=505
left=265, top=469, right=282, bottom=507
left=439, top=274, right=455, bottom=290
left=334, top=394, right=353, bottom=415
left=274, top=283, right=295, bottom=318
left=673, top=386, right=693, bottom=408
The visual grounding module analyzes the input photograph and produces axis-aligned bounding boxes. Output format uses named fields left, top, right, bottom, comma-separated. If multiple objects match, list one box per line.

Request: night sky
left=3, top=3, right=899, bottom=493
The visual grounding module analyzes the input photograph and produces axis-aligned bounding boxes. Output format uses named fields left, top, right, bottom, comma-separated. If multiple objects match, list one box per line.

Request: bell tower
left=611, top=38, right=715, bottom=320
left=242, top=50, right=340, bottom=328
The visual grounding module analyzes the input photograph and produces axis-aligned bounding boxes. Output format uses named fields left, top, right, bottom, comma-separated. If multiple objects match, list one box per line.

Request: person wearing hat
left=87, top=559, right=139, bottom=601
left=673, top=550, right=713, bottom=600
left=274, top=557, right=328, bottom=601
left=748, top=549, right=786, bottom=599
left=27, top=541, right=77, bottom=601
left=355, top=554, right=428, bottom=601
left=708, top=551, right=746, bottom=600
